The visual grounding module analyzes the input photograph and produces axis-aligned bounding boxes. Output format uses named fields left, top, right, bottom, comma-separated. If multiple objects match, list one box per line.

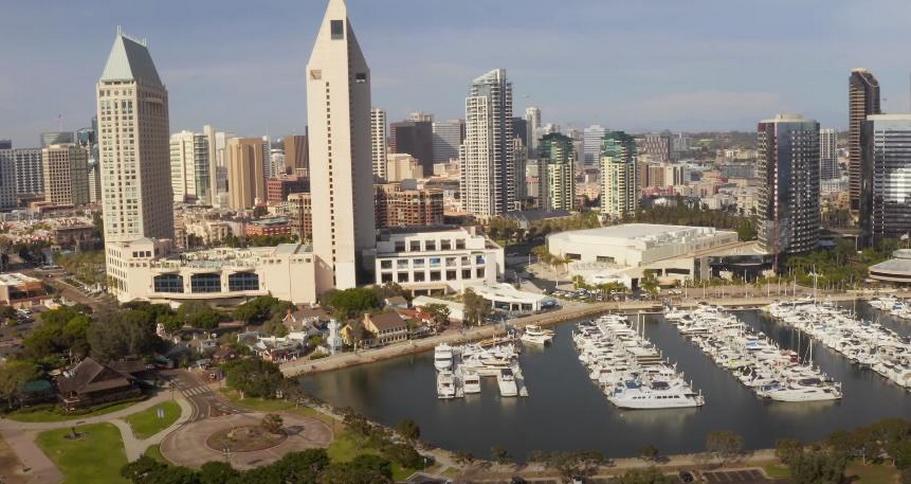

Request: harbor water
left=298, top=303, right=911, bottom=460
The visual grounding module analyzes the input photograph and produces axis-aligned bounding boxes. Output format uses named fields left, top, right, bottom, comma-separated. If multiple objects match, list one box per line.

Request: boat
left=434, top=343, right=453, bottom=371
left=607, top=379, right=705, bottom=409
left=437, top=371, right=457, bottom=399
left=520, top=324, right=554, bottom=345
left=463, top=371, right=481, bottom=394
left=497, top=368, right=518, bottom=397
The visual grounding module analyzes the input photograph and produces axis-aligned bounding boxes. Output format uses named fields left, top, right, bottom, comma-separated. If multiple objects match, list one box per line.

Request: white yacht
left=607, top=379, right=705, bottom=409
left=437, top=371, right=457, bottom=399
left=521, top=325, right=554, bottom=345
left=497, top=368, right=519, bottom=397
left=434, top=343, right=453, bottom=371
left=463, top=371, right=481, bottom=394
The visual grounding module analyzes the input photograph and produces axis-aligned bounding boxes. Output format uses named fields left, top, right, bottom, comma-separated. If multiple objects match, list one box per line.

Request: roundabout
left=160, top=412, right=333, bottom=470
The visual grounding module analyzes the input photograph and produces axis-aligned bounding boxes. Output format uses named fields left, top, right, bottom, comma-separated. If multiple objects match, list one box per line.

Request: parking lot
left=698, top=468, right=771, bottom=483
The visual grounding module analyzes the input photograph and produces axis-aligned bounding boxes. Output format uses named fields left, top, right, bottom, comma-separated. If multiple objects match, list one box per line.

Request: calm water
left=299, top=302, right=911, bottom=460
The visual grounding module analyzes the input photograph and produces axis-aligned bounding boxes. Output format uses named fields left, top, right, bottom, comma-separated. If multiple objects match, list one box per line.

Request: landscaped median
left=125, top=401, right=181, bottom=439
left=6, top=399, right=142, bottom=423
left=36, top=423, right=129, bottom=484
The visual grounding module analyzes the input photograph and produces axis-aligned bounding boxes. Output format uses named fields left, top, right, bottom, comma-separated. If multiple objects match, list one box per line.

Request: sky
left=2, top=0, right=911, bottom=145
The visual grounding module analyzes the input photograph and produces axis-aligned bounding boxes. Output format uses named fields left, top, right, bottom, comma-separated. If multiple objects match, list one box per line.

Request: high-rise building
left=226, top=137, right=267, bottom=210
left=524, top=106, right=541, bottom=155
left=757, top=114, right=820, bottom=257
left=266, top=175, right=308, bottom=204
left=539, top=132, right=575, bottom=211
left=288, top=192, right=313, bottom=242
left=0, top=151, right=18, bottom=210
left=374, top=182, right=443, bottom=228
left=512, top=117, right=528, bottom=146
left=849, top=68, right=881, bottom=213
left=306, top=0, right=376, bottom=291
left=97, top=30, right=174, bottom=248
left=42, top=144, right=89, bottom=206
left=600, top=131, right=638, bottom=219
left=513, top=137, right=528, bottom=203
left=370, top=108, right=388, bottom=179
left=642, top=132, right=672, bottom=163
left=390, top=118, right=434, bottom=175
left=385, top=153, right=423, bottom=182
left=40, top=131, right=75, bottom=148
left=862, top=114, right=911, bottom=244
left=283, top=134, right=309, bottom=177
left=0, top=140, right=10, bottom=150
left=460, top=68, right=515, bottom=217
left=9, top=148, right=43, bottom=198
left=582, top=125, right=606, bottom=167
left=169, top=130, right=210, bottom=203
left=819, top=128, right=838, bottom=180
left=432, top=120, right=463, bottom=163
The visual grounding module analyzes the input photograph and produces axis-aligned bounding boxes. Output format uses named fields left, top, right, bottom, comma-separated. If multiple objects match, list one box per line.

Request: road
left=162, top=369, right=241, bottom=421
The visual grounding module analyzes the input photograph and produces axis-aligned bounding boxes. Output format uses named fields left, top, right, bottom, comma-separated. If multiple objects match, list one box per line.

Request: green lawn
left=36, top=423, right=128, bottom=484
left=7, top=399, right=141, bottom=423
left=327, top=430, right=416, bottom=481
left=125, top=401, right=181, bottom=439
left=762, top=463, right=791, bottom=479
left=143, top=444, right=169, bottom=464
left=219, top=389, right=336, bottom=426
left=846, top=462, right=899, bottom=483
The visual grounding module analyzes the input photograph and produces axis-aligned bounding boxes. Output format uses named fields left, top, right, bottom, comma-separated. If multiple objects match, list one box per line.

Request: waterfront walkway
left=281, top=287, right=911, bottom=377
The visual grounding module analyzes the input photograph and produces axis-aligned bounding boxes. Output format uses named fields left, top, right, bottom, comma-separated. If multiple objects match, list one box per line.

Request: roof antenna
left=116, top=25, right=122, bottom=35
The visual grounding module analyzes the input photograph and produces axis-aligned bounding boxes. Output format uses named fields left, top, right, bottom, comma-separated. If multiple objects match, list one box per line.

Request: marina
left=666, top=305, right=841, bottom=402
left=768, top=300, right=911, bottom=389
left=869, top=295, right=911, bottom=320
left=434, top=341, right=530, bottom=399
left=573, top=314, right=704, bottom=409
left=298, top=304, right=911, bottom=460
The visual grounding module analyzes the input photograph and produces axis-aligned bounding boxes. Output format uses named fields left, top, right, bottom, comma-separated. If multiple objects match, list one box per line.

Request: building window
left=191, top=273, right=221, bottom=293
left=430, top=271, right=441, bottom=281
left=456, top=240, right=466, bottom=250
left=476, top=268, right=485, bottom=278
left=413, top=272, right=426, bottom=282
left=413, top=258, right=425, bottom=268
left=395, top=241, right=406, bottom=252
left=331, top=20, right=344, bottom=40
left=410, top=241, right=421, bottom=252
left=441, top=240, right=452, bottom=250
left=426, top=241, right=437, bottom=251
left=380, top=260, right=392, bottom=269
left=228, top=272, right=259, bottom=291
left=446, top=270, right=457, bottom=280
left=397, top=259, right=409, bottom=268
left=397, top=272, right=410, bottom=283
left=153, top=274, right=183, bottom=293
left=381, top=273, right=393, bottom=283
left=462, top=269, right=472, bottom=279
left=429, top=257, right=441, bottom=267
left=355, top=72, right=367, bottom=83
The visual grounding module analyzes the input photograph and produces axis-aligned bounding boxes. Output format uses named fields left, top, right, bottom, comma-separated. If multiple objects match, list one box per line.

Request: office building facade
left=370, top=107, right=388, bottom=179
left=819, top=128, right=838, bottom=180
left=226, top=137, right=267, bottom=210
left=600, top=131, right=639, bottom=219
left=42, top=144, right=89, bottom=206
left=540, top=132, right=575, bottom=211
left=432, top=120, right=463, bottom=164
left=863, top=115, right=911, bottom=243
left=849, top=68, right=881, bottom=213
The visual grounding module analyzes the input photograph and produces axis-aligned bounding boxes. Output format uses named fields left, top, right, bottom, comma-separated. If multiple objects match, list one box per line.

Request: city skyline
left=5, top=1, right=911, bottom=144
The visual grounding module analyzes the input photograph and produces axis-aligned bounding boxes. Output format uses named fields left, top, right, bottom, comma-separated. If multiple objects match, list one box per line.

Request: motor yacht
left=434, top=343, right=453, bottom=371
left=497, top=368, right=518, bottom=397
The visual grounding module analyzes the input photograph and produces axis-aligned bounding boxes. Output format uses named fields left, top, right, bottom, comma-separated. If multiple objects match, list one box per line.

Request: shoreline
left=281, top=290, right=903, bottom=377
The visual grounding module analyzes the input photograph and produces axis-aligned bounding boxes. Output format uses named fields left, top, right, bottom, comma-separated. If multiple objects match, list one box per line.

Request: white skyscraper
left=525, top=106, right=541, bottom=155
left=97, top=30, right=173, bottom=245
left=819, top=128, right=838, bottom=180
left=583, top=124, right=606, bottom=167
left=169, top=130, right=210, bottom=203
left=460, top=68, right=515, bottom=217
left=306, top=0, right=376, bottom=292
left=370, top=107, right=388, bottom=180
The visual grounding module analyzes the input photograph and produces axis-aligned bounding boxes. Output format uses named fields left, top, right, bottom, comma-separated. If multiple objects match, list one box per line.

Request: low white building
left=105, top=238, right=317, bottom=305
left=547, top=223, right=742, bottom=284
left=374, top=226, right=504, bottom=296
left=466, top=282, right=556, bottom=312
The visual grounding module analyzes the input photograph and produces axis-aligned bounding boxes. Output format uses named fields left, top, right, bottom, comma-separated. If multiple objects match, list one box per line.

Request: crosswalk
left=180, top=385, right=212, bottom=397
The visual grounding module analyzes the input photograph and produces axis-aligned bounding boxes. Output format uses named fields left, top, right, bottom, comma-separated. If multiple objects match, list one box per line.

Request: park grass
left=125, top=401, right=181, bottom=439
left=327, top=430, right=417, bottom=481
left=761, top=462, right=791, bottom=479
left=7, top=399, right=141, bottom=423
left=219, top=389, right=336, bottom=426
left=143, top=444, right=169, bottom=465
left=846, top=462, right=899, bottom=483
left=36, top=423, right=128, bottom=484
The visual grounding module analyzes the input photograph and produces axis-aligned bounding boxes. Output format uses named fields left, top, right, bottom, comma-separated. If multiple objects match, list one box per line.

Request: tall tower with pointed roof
left=97, top=31, right=173, bottom=292
left=306, top=0, right=375, bottom=292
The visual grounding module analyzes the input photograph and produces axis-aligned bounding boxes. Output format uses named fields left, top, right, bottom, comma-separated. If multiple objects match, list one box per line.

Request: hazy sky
left=3, top=0, right=911, bottom=145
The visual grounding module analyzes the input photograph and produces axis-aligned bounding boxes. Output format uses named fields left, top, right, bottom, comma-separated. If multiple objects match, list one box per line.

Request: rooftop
left=100, top=31, right=163, bottom=87
left=0, top=273, right=40, bottom=287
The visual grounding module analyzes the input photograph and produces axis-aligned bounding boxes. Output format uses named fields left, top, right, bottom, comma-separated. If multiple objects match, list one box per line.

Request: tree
left=395, top=419, right=420, bottom=442
left=491, top=446, right=511, bottom=465
left=87, top=308, right=161, bottom=362
left=615, top=467, right=674, bottom=484
left=638, top=444, right=660, bottom=463
left=788, top=449, right=847, bottom=484
left=775, top=438, right=803, bottom=466
left=121, top=455, right=169, bottom=483
left=422, top=304, right=451, bottom=329
left=641, top=271, right=659, bottom=296
left=223, top=359, right=283, bottom=398
left=323, top=288, right=381, bottom=320
left=263, top=316, right=289, bottom=337
left=261, top=413, right=284, bottom=434
left=463, top=289, right=491, bottom=326
left=176, top=302, right=225, bottom=330
left=0, top=360, right=40, bottom=408
left=233, top=296, right=289, bottom=325
left=23, top=307, right=91, bottom=361
left=706, top=430, right=744, bottom=463
left=531, top=450, right=607, bottom=483
left=198, top=462, right=237, bottom=484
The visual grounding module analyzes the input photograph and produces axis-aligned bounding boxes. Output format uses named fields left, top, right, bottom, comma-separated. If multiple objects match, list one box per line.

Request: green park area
left=7, top=399, right=139, bottom=423
left=36, top=423, right=128, bottom=484
left=125, top=401, right=181, bottom=439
